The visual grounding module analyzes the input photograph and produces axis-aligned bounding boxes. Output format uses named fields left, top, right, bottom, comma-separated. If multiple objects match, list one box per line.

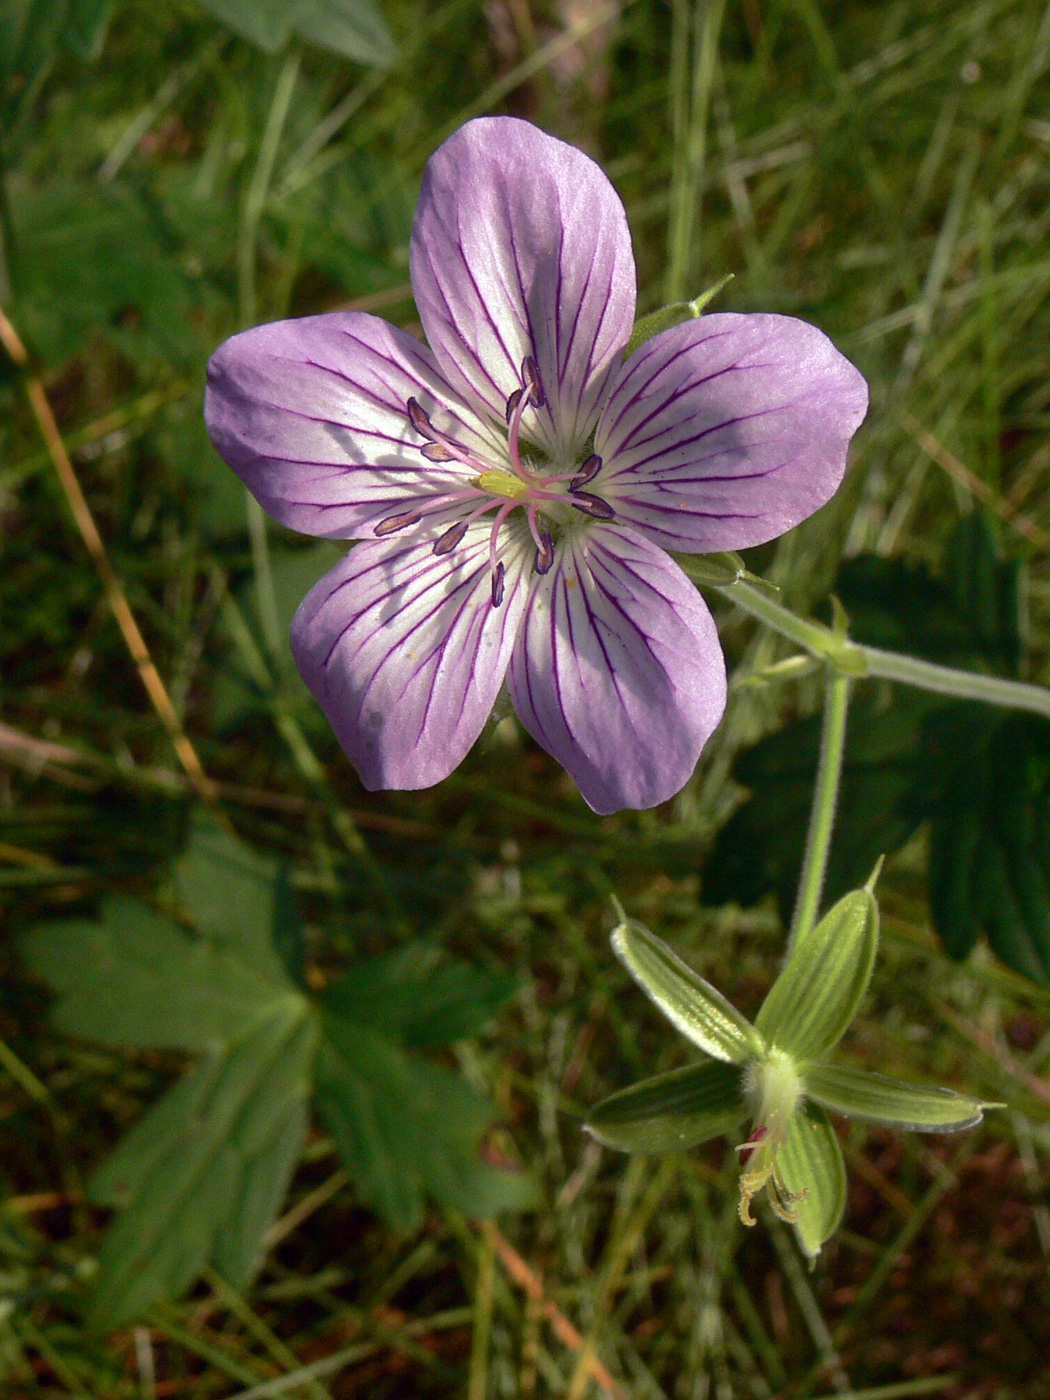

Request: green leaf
left=755, top=888, right=878, bottom=1060
left=927, top=711, right=1050, bottom=983
left=12, top=182, right=199, bottom=367
left=623, top=275, right=733, bottom=358
left=703, top=510, right=1048, bottom=982
left=585, top=1060, right=747, bottom=1153
left=62, top=0, right=113, bottom=58
left=611, top=919, right=764, bottom=1064
left=174, top=817, right=289, bottom=985
left=193, top=0, right=297, bottom=49
left=315, top=1011, right=537, bottom=1233
left=322, top=943, right=517, bottom=1049
left=156, top=410, right=249, bottom=540
left=295, top=0, right=396, bottom=66
left=804, top=1063, right=991, bottom=1132
left=193, top=0, right=395, bottom=63
left=21, top=896, right=286, bottom=1051
left=703, top=695, right=924, bottom=925
left=87, top=1000, right=316, bottom=1328
left=776, top=1104, right=846, bottom=1260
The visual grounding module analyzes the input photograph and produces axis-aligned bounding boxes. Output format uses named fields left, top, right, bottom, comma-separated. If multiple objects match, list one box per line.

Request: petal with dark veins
left=205, top=311, right=501, bottom=539
left=290, top=525, right=529, bottom=791
left=596, top=314, right=868, bottom=553
left=507, top=525, right=726, bottom=813
left=411, top=117, right=636, bottom=459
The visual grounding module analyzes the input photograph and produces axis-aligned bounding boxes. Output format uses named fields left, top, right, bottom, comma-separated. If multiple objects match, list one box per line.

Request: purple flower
left=205, top=117, right=867, bottom=814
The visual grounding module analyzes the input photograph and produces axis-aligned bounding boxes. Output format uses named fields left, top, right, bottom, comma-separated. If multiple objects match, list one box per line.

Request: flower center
left=737, top=1051, right=808, bottom=1227
left=372, top=356, right=616, bottom=607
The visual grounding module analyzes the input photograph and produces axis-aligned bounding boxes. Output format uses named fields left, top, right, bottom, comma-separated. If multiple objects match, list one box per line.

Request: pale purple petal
left=290, top=525, right=530, bottom=790
left=506, top=526, right=726, bottom=814
left=410, top=117, right=636, bottom=459
left=205, top=312, right=502, bottom=539
left=596, top=314, right=868, bottom=553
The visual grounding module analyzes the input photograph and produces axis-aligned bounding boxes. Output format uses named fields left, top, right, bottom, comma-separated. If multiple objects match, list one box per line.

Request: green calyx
left=587, top=892, right=996, bottom=1259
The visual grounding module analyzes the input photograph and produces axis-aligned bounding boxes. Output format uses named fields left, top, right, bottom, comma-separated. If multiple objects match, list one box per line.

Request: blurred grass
left=3, top=0, right=1050, bottom=1396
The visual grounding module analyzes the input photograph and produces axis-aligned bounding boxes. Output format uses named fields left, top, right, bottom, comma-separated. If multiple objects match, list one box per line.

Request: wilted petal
left=507, top=525, right=726, bottom=813
left=596, top=314, right=868, bottom=553
left=411, top=117, right=636, bottom=458
left=291, top=525, right=529, bottom=790
left=205, top=312, right=500, bottom=538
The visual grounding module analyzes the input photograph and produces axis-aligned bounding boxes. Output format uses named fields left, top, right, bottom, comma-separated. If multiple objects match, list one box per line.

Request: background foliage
left=3, top=0, right=1050, bottom=1396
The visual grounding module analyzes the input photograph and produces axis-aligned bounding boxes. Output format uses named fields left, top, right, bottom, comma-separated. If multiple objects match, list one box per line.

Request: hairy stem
left=715, top=578, right=1050, bottom=720
left=790, top=668, right=850, bottom=951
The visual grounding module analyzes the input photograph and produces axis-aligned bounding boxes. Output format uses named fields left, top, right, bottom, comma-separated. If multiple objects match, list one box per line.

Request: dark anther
left=491, top=561, right=506, bottom=608
left=421, top=441, right=456, bottom=462
left=534, top=532, right=555, bottom=575
left=407, top=397, right=436, bottom=439
left=504, top=387, right=523, bottom=423
left=569, top=453, right=602, bottom=492
left=522, top=355, right=546, bottom=408
left=570, top=492, right=616, bottom=521
left=375, top=508, right=422, bottom=537
left=432, top=520, right=469, bottom=556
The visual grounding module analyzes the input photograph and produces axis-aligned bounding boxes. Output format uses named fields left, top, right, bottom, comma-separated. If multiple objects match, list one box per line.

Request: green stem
left=239, top=50, right=300, bottom=329
left=713, top=578, right=1050, bottom=720
left=789, top=668, right=850, bottom=950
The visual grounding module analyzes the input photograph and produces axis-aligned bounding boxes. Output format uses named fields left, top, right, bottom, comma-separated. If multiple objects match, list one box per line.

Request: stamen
left=375, top=508, right=422, bottom=537
left=491, top=562, right=506, bottom=608
left=407, top=397, right=436, bottom=439
left=432, top=520, right=469, bottom=556
left=737, top=1125, right=768, bottom=1167
left=534, top=532, right=554, bottom=575
left=569, top=453, right=602, bottom=491
left=506, top=377, right=533, bottom=483
left=571, top=491, right=616, bottom=521
left=522, top=355, right=546, bottom=408
left=421, top=441, right=457, bottom=462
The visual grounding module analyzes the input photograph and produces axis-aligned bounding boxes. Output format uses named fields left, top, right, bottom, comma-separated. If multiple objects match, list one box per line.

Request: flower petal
left=290, top=524, right=529, bottom=790
left=506, top=525, right=726, bottom=813
left=596, top=313, right=868, bottom=553
left=410, top=117, right=636, bottom=458
left=205, top=311, right=500, bottom=539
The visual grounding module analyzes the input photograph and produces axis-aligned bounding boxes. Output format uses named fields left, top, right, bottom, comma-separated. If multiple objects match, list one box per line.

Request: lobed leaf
left=194, top=0, right=395, bottom=63
left=174, top=817, right=289, bottom=984
left=315, top=1011, right=537, bottom=1234
left=804, top=1063, right=991, bottom=1132
left=322, top=943, right=517, bottom=1049
left=585, top=1060, right=747, bottom=1153
left=612, top=919, right=764, bottom=1064
left=87, top=1000, right=316, bottom=1329
left=755, top=888, right=879, bottom=1060
left=21, top=896, right=286, bottom=1052
left=776, top=1103, right=846, bottom=1260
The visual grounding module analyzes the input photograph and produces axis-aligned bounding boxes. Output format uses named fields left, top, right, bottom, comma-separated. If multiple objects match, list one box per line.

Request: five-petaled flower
left=205, top=117, right=868, bottom=813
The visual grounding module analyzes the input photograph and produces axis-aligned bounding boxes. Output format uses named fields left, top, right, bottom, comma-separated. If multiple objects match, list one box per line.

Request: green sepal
left=803, top=1063, right=993, bottom=1132
left=622, top=275, right=734, bottom=359
left=675, top=551, right=746, bottom=588
left=612, top=920, right=764, bottom=1064
left=586, top=1060, right=747, bottom=1153
left=777, top=1103, right=846, bottom=1260
left=755, top=888, right=879, bottom=1060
